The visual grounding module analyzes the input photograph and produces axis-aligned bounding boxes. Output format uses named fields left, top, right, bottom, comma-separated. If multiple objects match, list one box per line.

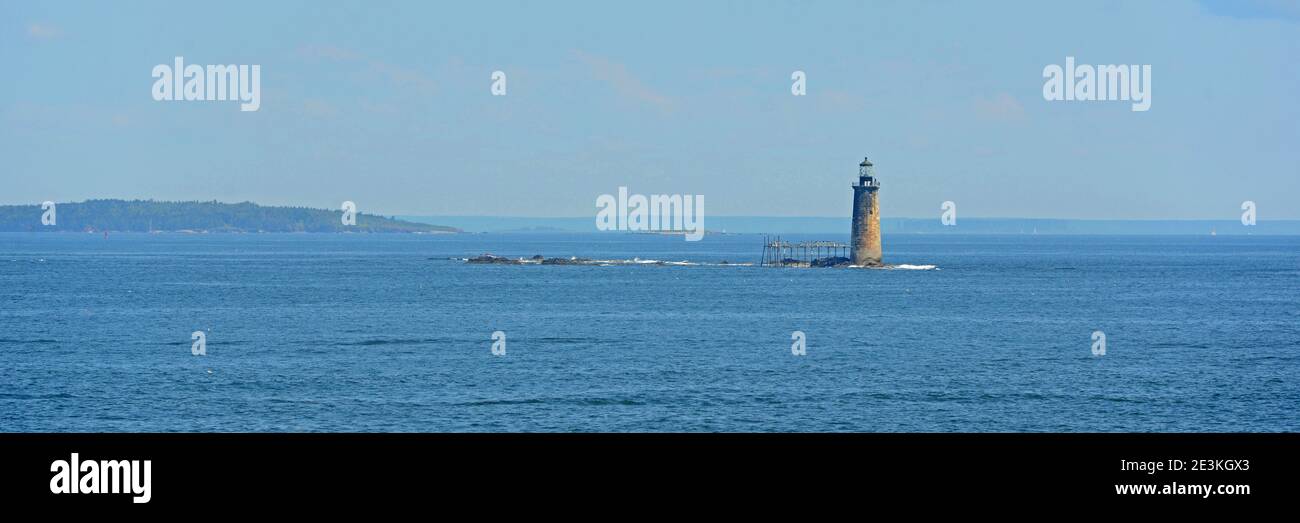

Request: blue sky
left=2, top=0, right=1297, bottom=219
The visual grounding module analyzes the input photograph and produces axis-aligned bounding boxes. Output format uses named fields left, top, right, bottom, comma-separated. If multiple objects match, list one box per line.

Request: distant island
left=0, top=199, right=460, bottom=233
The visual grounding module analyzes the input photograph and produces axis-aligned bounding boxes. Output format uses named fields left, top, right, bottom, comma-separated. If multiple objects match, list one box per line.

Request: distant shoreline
left=0, top=200, right=460, bottom=234
left=0, top=230, right=459, bottom=235
left=400, top=215, right=1300, bottom=236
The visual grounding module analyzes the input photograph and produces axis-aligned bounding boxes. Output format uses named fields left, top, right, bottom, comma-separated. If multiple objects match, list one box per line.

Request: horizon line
left=2, top=201, right=1289, bottom=222
left=397, top=215, right=1300, bottom=223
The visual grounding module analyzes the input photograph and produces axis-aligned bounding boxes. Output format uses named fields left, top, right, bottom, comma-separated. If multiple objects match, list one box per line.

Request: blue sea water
left=1, top=232, right=1297, bottom=432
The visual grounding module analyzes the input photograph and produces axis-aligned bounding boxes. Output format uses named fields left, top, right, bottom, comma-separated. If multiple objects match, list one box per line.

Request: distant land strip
left=400, top=215, right=1300, bottom=236
left=0, top=200, right=459, bottom=233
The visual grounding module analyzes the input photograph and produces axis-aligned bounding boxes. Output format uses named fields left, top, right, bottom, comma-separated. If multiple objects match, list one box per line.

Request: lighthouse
left=850, top=156, right=882, bottom=266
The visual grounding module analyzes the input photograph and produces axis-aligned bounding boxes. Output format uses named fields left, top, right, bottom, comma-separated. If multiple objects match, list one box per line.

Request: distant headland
left=0, top=199, right=460, bottom=233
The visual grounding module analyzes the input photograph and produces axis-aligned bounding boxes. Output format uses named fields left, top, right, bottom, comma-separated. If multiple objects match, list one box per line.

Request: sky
left=1, top=0, right=1297, bottom=219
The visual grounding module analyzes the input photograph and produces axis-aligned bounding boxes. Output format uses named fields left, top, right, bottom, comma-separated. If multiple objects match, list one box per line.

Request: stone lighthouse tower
left=850, top=156, right=882, bottom=266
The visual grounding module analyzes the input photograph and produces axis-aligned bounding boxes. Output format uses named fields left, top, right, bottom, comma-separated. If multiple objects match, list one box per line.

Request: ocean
left=1, top=232, right=1297, bottom=432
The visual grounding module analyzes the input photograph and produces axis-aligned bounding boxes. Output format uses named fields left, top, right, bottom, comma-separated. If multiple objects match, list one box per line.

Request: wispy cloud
left=974, top=93, right=1027, bottom=123
left=573, top=50, right=674, bottom=112
left=817, top=89, right=867, bottom=113
left=297, top=44, right=436, bottom=95
left=27, top=23, right=63, bottom=40
left=300, top=99, right=340, bottom=119
left=1199, top=0, right=1300, bottom=21
left=369, top=61, right=437, bottom=94
left=297, top=44, right=361, bottom=62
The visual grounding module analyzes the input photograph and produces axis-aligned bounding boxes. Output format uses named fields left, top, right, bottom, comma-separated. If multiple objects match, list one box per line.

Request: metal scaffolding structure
left=760, top=235, right=850, bottom=267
